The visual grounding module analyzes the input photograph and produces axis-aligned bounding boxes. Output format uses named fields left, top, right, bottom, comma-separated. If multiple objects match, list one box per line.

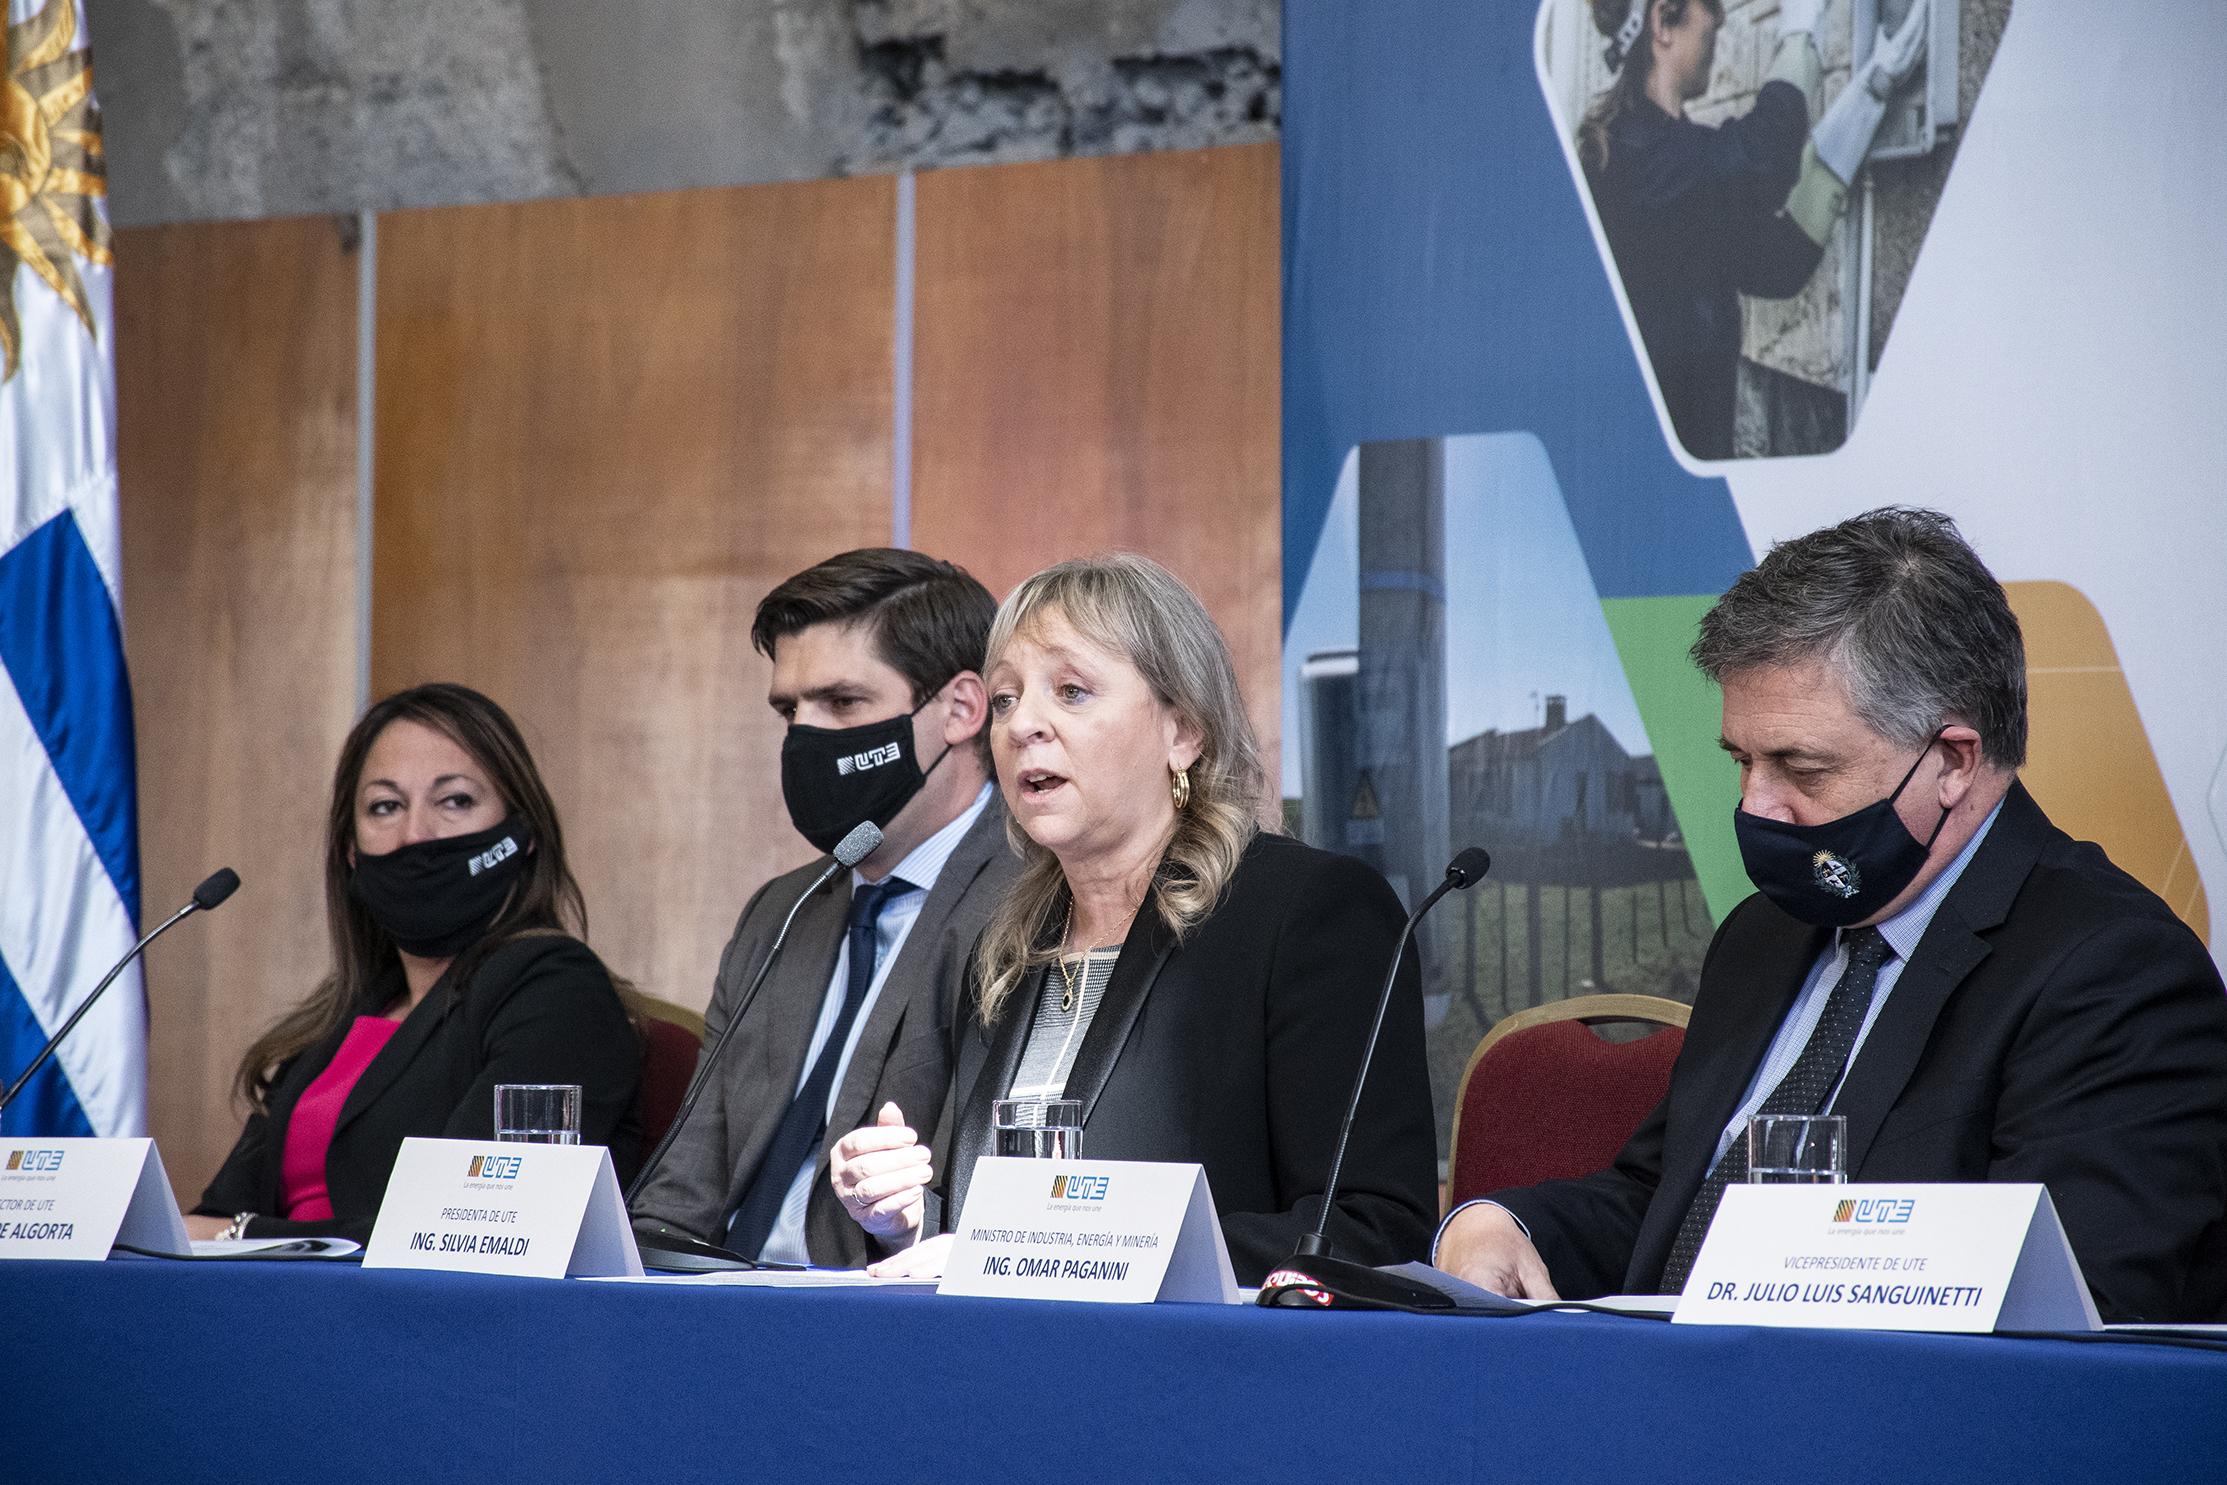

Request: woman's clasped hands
left=829, top=1101, right=954, bottom=1277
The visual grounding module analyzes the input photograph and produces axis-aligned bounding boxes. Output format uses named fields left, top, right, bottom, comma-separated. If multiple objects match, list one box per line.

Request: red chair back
left=1447, top=995, right=1687, bottom=1208
left=636, top=1011, right=705, bottom=1155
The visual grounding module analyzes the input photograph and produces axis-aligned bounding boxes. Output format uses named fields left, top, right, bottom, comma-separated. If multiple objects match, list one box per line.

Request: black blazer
left=196, top=935, right=642, bottom=1242
left=942, top=833, right=1440, bottom=1285
left=1497, top=783, right=2227, bottom=1322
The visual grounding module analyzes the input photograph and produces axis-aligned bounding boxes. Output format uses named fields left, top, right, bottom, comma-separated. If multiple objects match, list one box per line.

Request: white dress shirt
left=751, top=783, right=993, bottom=1265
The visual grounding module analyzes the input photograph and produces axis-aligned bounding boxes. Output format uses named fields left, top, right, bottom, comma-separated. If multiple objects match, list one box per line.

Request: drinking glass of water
left=494, top=1083, right=581, bottom=1144
left=1747, top=1114, right=1845, bottom=1183
left=993, top=1098, right=1082, bottom=1159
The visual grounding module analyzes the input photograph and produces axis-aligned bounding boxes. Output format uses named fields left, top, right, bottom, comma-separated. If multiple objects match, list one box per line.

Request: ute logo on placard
left=1050, top=1174, right=1110, bottom=1202
left=467, top=1154, right=524, bottom=1182
left=6, top=1150, right=65, bottom=1172
left=1833, top=1197, right=1915, bottom=1225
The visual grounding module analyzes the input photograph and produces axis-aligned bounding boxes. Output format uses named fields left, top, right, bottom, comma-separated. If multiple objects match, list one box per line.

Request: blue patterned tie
left=1659, top=927, right=1891, bottom=1293
left=725, top=876, right=918, bottom=1258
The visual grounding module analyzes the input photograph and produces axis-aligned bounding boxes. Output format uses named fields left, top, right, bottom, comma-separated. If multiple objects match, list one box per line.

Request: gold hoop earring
left=1170, top=764, right=1191, bottom=811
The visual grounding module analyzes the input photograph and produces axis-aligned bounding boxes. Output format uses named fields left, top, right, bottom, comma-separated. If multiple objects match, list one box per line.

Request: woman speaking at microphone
left=187, top=683, right=640, bottom=1243
left=828, top=555, right=1437, bottom=1284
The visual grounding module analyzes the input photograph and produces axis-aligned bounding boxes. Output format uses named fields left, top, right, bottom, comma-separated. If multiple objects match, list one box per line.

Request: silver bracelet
left=222, top=1212, right=254, bottom=1241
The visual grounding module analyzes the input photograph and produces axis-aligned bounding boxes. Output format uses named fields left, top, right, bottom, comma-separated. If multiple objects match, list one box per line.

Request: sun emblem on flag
left=1, top=0, right=110, bottom=383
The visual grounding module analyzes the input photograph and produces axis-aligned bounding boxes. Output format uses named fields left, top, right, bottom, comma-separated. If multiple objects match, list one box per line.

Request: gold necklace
left=1056, top=903, right=1083, bottom=1013
left=1056, top=889, right=1148, bottom=1014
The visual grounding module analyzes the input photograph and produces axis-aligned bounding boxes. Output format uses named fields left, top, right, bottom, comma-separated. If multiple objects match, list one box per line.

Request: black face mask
left=1733, top=736, right=1950, bottom=928
left=779, top=693, right=952, bottom=855
left=350, top=816, right=533, bottom=957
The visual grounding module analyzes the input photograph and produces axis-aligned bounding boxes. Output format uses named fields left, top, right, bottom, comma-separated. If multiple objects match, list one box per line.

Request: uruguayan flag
left=0, top=0, right=144, bottom=1137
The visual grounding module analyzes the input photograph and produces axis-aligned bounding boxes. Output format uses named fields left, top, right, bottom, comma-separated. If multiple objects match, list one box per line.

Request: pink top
left=279, top=1015, right=401, bottom=1221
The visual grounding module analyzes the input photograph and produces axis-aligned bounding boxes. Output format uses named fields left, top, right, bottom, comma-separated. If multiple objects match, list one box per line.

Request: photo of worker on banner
left=1536, top=0, right=2010, bottom=461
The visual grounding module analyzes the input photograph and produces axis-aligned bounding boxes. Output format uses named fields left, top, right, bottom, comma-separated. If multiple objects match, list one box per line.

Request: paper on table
left=583, top=1268, right=937, bottom=1291
left=1585, top=1293, right=1680, bottom=1317
left=1371, top=1264, right=1678, bottom=1316
left=188, top=1237, right=363, bottom=1259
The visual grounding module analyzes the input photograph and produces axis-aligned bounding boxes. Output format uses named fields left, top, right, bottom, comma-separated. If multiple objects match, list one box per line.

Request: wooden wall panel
left=116, top=216, right=361, bottom=1202
left=910, top=143, right=1283, bottom=778
left=372, top=177, right=896, bottom=1015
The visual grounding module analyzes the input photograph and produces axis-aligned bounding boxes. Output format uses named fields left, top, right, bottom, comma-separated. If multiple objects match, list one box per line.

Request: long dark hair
left=1578, top=0, right=1719, bottom=175
left=233, top=683, right=591, bottom=1108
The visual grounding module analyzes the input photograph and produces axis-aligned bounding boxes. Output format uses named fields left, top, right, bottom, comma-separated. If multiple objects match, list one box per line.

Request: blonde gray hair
left=975, top=554, right=1266, bottom=1025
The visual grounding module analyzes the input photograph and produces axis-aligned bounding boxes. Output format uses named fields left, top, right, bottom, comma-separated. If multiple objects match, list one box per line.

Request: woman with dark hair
left=187, top=684, right=640, bottom=1242
left=826, top=555, right=1438, bottom=1285
left=1579, top=0, right=1928, bottom=459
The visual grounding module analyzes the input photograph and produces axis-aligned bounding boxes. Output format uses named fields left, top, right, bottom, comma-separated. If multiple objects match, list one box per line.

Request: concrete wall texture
left=89, top=0, right=1281, bottom=227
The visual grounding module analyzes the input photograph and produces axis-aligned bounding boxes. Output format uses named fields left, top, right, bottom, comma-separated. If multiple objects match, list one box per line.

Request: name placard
left=940, top=1158, right=1238, bottom=1304
left=1673, top=1183, right=2100, bottom=1332
left=0, top=1138, right=190, bottom=1260
left=363, top=1138, right=641, bottom=1279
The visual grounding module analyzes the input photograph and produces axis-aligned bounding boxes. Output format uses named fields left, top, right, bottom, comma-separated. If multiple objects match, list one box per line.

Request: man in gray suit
left=631, top=548, right=1021, bottom=1267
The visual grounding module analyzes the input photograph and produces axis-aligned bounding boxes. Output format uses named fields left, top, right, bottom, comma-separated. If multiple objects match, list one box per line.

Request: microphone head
left=1444, top=847, right=1491, bottom=889
left=832, top=823, right=883, bottom=869
left=191, top=868, right=241, bottom=912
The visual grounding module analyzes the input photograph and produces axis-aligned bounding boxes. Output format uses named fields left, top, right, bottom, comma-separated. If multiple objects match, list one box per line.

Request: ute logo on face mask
left=467, top=836, right=520, bottom=877
left=836, top=742, right=904, bottom=777
left=350, top=815, right=534, bottom=957
left=780, top=690, right=955, bottom=855
left=1811, top=850, right=1861, bottom=900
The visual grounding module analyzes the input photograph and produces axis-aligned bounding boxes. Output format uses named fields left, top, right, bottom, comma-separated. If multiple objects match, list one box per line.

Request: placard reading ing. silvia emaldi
left=363, top=1137, right=641, bottom=1279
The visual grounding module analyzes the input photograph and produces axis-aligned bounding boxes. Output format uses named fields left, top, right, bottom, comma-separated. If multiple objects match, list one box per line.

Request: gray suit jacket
left=631, top=797, right=1020, bottom=1266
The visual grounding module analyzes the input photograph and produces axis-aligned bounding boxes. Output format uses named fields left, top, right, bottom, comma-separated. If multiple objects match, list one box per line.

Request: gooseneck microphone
left=1262, top=847, right=1490, bottom=1309
left=0, top=867, right=241, bottom=1121
left=627, top=821, right=883, bottom=1271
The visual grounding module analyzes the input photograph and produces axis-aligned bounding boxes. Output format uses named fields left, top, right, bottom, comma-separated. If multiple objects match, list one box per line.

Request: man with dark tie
left=630, top=549, right=1022, bottom=1267
left=1433, top=507, right=2227, bottom=1322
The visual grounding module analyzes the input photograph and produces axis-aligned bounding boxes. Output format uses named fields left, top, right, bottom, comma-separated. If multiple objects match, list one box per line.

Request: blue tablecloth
left=4, top=1259, right=2223, bottom=1483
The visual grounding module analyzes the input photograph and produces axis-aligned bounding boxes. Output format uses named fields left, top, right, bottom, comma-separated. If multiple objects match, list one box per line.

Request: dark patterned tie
left=1658, top=927, right=1892, bottom=1293
left=725, top=876, right=918, bottom=1258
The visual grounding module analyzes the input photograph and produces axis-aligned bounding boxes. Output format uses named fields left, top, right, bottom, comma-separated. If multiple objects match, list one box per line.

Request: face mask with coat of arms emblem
left=1732, top=734, right=1951, bottom=927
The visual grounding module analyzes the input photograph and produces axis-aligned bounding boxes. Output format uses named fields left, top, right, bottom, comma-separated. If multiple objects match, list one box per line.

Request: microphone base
left=1257, top=1252, right=1461, bottom=1312
left=630, top=1219, right=798, bottom=1274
